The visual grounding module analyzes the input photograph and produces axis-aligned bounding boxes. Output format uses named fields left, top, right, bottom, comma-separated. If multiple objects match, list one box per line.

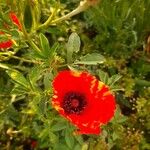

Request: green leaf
left=112, top=132, right=119, bottom=140
left=27, top=66, right=43, bottom=91
left=67, top=32, right=81, bottom=63
left=11, top=85, right=29, bottom=95
left=39, top=128, right=49, bottom=139
left=54, top=143, right=70, bottom=150
left=46, top=27, right=61, bottom=35
left=135, top=79, right=150, bottom=87
left=43, top=71, right=53, bottom=90
left=24, top=4, right=32, bottom=31
left=74, top=135, right=84, bottom=145
left=81, top=143, right=88, bottom=150
left=51, top=122, right=66, bottom=132
left=65, top=129, right=75, bottom=149
left=74, top=53, right=105, bottom=65
left=10, top=29, right=20, bottom=39
left=108, top=74, right=122, bottom=87
left=5, top=105, right=19, bottom=122
left=74, top=144, right=81, bottom=150
left=98, top=70, right=109, bottom=84
left=6, top=70, right=30, bottom=89
left=49, top=42, right=59, bottom=60
left=112, top=106, right=128, bottom=124
left=39, top=33, right=50, bottom=57
left=111, top=87, right=124, bottom=92
left=49, top=132, right=57, bottom=144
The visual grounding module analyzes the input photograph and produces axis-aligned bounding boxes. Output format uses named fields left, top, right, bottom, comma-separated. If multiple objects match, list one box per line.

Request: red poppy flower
left=9, top=12, right=22, bottom=30
left=52, top=70, right=116, bottom=134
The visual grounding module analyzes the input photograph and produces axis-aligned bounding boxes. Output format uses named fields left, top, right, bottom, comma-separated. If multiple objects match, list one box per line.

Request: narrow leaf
left=6, top=70, right=29, bottom=89
left=108, top=74, right=122, bottom=87
left=98, top=70, right=109, bottom=84
left=39, top=33, right=50, bottom=57
left=49, top=42, right=59, bottom=60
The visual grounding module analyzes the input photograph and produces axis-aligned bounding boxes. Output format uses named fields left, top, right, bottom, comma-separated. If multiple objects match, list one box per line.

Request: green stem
left=52, top=1, right=89, bottom=24
left=11, top=55, right=41, bottom=64
left=20, top=10, right=41, bottom=53
left=38, top=4, right=58, bottom=30
left=37, top=0, right=90, bottom=30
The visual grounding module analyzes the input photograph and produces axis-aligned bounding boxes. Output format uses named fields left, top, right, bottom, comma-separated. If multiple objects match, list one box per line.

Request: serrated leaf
left=75, top=53, right=105, bottom=65
left=6, top=70, right=30, bottom=89
left=39, top=33, right=50, bottom=57
left=67, top=32, right=81, bottom=63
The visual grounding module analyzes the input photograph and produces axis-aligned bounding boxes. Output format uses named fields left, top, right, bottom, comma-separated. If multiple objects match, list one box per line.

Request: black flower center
left=62, top=92, right=87, bottom=115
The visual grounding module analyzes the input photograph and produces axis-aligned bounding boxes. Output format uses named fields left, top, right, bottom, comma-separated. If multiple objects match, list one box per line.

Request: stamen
left=62, top=92, right=87, bottom=115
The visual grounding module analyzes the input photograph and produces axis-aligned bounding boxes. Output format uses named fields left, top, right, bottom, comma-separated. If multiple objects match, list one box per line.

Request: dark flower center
left=62, top=92, right=87, bottom=115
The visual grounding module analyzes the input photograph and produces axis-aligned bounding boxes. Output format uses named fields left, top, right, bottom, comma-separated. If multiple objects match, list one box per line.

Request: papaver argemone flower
left=52, top=70, right=116, bottom=134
